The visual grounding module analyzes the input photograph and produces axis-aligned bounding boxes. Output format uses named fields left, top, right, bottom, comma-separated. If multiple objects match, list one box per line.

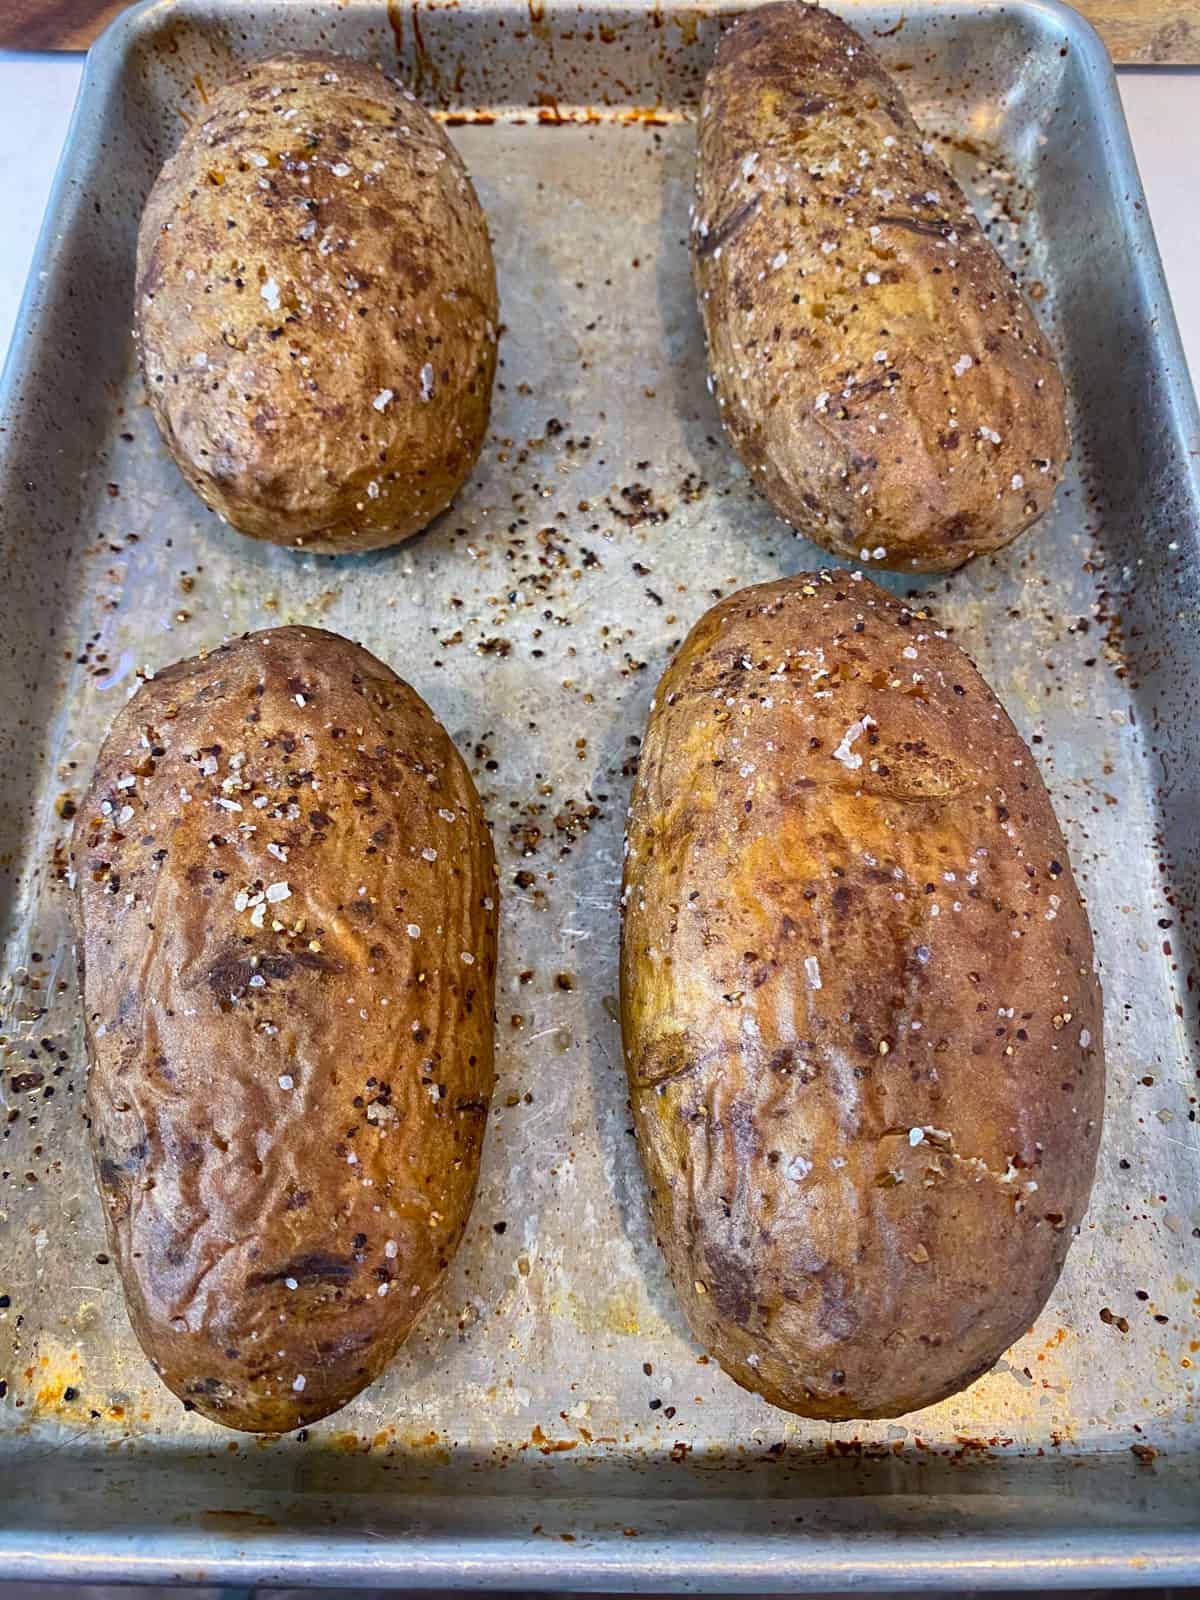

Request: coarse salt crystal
left=285, top=1277, right=299, bottom=1290
left=805, top=955, right=822, bottom=990
left=832, top=714, right=875, bottom=770
left=420, top=363, right=435, bottom=401
left=385, top=1239, right=398, bottom=1258
left=265, top=880, right=291, bottom=903
left=292, top=1374, right=306, bottom=1391
left=373, top=388, right=394, bottom=411
left=407, top=923, right=421, bottom=938
left=261, top=277, right=281, bottom=312
left=952, top=353, right=973, bottom=377
left=279, top=1074, right=294, bottom=1090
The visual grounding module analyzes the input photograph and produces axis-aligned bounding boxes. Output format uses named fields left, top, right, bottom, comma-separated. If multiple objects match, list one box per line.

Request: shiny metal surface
left=0, top=0, right=1197, bottom=1586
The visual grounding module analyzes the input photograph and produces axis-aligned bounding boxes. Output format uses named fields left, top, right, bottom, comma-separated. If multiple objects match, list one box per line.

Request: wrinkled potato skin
left=621, top=574, right=1102, bottom=1419
left=692, top=4, right=1068, bottom=572
left=136, top=55, right=498, bottom=552
left=73, top=627, right=497, bottom=1431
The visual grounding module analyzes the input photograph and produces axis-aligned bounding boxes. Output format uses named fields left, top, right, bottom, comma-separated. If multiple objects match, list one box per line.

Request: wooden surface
left=2, top=0, right=1199, bottom=61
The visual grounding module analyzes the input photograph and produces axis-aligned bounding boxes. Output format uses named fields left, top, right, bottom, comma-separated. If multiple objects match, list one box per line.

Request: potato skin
left=136, top=55, right=498, bottom=552
left=73, top=627, right=497, bottom=1431
left=692, top=3, right=1068, bottom=572
left=621, top=573, right=1102, bottom=1419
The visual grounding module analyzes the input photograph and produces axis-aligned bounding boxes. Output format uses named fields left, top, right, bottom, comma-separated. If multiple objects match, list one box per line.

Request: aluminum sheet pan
left=0, top=0, right=1198, bottom=1586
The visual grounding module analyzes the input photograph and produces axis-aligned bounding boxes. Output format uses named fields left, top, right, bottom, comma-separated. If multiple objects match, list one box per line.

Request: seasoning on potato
left=136, top=54, right=498, bottom=552
left=691, top=2, right=1069, bottom=572
left=620, top=572, right=1103, bottom=1419
left=73, top=626, right=498, bottom=1431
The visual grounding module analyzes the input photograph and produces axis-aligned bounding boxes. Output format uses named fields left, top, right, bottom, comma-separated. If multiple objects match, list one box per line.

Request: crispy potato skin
left=620, top=574, right=1102, bottom=1419
left=136, top=55, right=498, bottom=552
left=73, top=627, right=497, bottom=1431
left=692, top=3, right=1068, bottom=572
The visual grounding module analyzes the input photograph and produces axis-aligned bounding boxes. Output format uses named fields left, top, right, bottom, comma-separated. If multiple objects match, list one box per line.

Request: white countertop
left=1, top=52, right=1196, bottom=385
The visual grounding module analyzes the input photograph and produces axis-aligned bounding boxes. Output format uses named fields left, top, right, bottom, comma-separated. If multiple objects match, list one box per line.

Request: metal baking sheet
left=1, top=0, right=1198, bottom=1586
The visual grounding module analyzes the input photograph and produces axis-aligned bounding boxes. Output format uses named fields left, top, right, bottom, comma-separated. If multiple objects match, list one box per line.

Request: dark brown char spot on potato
left=246, top=1251, right=356, bottom=1290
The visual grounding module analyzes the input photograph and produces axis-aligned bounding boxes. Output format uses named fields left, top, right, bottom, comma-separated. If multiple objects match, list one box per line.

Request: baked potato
left=136, top=54, right=498, bottom=552
left=691, top=3, right=1068, bottom=572
left=620, top=572, right=1103, bottom=1418
left=73, top=626, right=498, bottom=1431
